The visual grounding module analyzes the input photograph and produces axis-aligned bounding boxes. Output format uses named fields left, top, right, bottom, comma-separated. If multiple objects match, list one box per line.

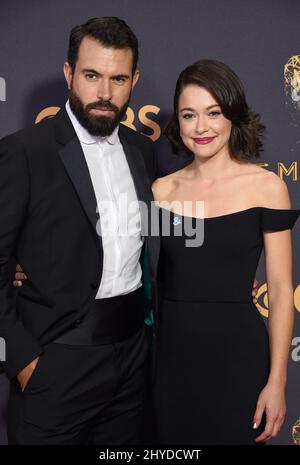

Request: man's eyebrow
left=82, top=68, right=100, bottom=75
left=111, top=74, right=130, bottom=79
left=82, top=69, right=130, bottom=79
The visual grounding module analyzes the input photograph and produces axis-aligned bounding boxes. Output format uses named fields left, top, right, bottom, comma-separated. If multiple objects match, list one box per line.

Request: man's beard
left=69, top=87, right=130, bottom=137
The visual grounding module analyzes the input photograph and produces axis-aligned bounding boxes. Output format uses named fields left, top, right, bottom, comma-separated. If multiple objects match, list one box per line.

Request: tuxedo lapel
left=54, top=109, right=101, bottom=252
left=119, top=132, right=153, bottom=210
left=54, top=110, right=159, bottom=277
left=119, top=127, right=160, bottom=280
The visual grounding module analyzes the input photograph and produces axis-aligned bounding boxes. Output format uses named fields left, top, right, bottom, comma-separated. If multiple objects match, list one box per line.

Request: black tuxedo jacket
left=0, top=108, right=160, bottom=380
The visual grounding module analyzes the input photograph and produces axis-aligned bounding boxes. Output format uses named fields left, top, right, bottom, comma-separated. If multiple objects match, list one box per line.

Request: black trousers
left=7, top=326, right=149, bottom=445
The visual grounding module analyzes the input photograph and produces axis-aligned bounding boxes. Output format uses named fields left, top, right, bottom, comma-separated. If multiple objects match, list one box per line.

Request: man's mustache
left=86, top=100, right=119, bottom=113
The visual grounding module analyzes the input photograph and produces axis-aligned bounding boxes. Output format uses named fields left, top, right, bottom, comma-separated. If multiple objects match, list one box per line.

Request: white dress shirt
left=66, top=101, right=143, bottom=298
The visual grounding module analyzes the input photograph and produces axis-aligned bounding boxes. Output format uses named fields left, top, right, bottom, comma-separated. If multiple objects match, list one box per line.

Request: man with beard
left=0, top=17, right=158, bottom=445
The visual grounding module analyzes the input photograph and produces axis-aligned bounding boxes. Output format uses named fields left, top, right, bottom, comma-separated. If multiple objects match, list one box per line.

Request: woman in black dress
left=152, top=59, right=299, bottom=445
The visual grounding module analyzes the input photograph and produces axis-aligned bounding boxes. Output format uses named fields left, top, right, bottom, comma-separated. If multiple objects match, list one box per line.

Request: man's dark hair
left=68, top=17, right=139, bottom=74
left=165, top=59, right=265, bottom=160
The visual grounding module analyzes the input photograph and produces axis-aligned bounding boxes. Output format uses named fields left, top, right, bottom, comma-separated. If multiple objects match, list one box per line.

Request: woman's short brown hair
left=165, top=59, right=265, bottom=160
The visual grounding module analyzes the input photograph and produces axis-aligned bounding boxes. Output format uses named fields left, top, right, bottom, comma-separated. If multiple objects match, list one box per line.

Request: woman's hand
left=253, top=382, right=286, bottom=443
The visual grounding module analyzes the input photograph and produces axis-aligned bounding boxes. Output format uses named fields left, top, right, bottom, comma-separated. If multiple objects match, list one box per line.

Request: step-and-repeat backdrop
left=0, top=0, right=299, bottom=445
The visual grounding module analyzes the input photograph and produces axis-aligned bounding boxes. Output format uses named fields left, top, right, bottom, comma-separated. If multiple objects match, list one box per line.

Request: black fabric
left=260, top=207, right=300, bottom=231
left=7, top=327, right=149, bottom=445
left=53, top=287, right=144, bottom=345
left=153, top=207, right=299, bottom=445
left=0, top=108, right=159, bottom=380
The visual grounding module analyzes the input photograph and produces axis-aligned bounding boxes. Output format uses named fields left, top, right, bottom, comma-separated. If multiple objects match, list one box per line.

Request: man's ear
left=63, top=62, right=73, bottom=90
left=131, top=69, right=140, bottom=91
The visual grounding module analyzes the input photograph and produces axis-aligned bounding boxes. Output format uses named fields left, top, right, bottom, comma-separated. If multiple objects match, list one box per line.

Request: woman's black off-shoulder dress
left=153, top=207, right=299, bottom=445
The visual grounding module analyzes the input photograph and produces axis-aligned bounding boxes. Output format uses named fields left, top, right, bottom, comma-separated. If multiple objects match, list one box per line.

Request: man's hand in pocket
left=17, top=356, right=40, bottom=391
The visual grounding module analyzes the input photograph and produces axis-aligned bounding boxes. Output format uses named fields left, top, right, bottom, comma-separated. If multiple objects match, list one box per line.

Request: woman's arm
left=254, top=174, right=295, bottom=443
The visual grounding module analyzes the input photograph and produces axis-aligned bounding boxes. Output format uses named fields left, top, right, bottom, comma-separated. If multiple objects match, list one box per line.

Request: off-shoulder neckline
left=158, top=206, right=300, bottom=221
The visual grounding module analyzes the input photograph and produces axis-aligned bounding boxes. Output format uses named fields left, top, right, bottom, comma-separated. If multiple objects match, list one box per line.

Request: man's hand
left=252, top=278, right=259, bottom=304
left=17, top=356, right=40, bottom=392
left=13, top=264, right=27, bottom=288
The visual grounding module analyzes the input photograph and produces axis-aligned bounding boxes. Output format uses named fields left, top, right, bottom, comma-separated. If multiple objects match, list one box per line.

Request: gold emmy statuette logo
left=292, top=418, right=300, bottom=445
left=284, top=55, right=300, bottom=110
left=35, top=107, right=60, bottom=124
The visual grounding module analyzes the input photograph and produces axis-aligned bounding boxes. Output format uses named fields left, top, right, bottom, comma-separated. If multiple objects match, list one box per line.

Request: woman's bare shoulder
left=151, top=169, right=184, bottom=201
left=244, top=165, right=291, bottom=209
left=238, top=163, right=270, bottom=177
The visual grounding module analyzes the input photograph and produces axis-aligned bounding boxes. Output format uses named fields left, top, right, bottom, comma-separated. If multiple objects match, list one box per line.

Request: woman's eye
left=208, top=111, right=221, bottom=117
left=182, top=113, right=194, bottom=119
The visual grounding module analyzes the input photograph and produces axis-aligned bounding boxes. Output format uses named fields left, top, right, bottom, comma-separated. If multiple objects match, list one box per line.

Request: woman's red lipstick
left=193, top=137, right=215, bottom=144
